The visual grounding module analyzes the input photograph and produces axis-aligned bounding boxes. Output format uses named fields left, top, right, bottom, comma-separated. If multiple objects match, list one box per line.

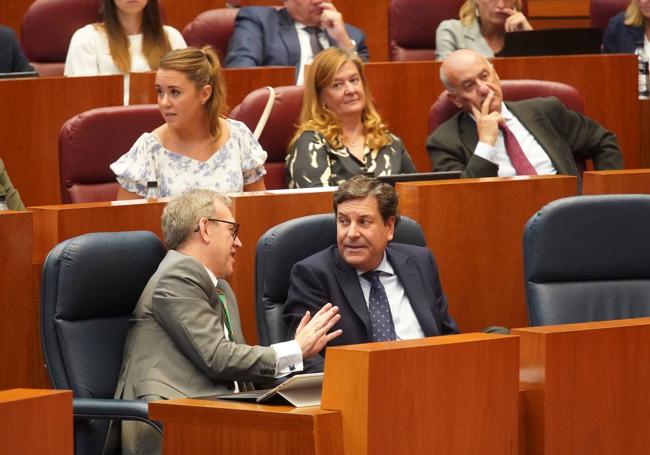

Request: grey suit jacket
left=115, top=250, right=277, bottom=403
left=426, top=97, right=623, bottom=186
left=435, top=19, right=494, bottom=61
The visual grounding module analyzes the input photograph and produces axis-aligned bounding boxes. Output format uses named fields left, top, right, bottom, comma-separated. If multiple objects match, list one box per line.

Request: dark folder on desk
left=496, top=28, right=603, bottom=57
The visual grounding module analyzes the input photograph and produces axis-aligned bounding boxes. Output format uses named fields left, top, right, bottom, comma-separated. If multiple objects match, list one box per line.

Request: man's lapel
left=279, top=8, right=301, bottom=68
left=506, top=101, right=577, bottom=175
left=332, top=248, right=371, bottom=333
left=387, top=246, right=437, bottom=334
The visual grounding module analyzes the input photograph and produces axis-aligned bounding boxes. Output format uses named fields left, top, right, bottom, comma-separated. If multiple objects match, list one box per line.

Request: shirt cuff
left=271, top=340, right=303, bottom=377
left=474, top=141, right=498, bottom=163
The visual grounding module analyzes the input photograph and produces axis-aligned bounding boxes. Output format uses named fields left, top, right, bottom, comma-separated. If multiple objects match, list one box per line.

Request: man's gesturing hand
left=295, top=302, right=343, bottom=358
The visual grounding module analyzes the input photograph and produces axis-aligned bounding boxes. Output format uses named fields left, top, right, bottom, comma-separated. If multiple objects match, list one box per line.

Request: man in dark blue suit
left=283, top=176, right=458, bottom=372
left=225, top=1, right=368, bottom=83
left=0, top=26, right=34, bottom=73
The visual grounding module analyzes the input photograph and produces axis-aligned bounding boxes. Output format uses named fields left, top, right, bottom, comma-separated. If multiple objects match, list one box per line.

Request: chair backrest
left=428, top=79, right=585, bottom=134
left=389, top=0, right=464, bottom=61
left=255, top=213, right=427, bottom=345
left=590, top=0, right=629, bottom=29
left=230, top=85, right=304, bottom=190
left=41, top=231, right=166, bottom=454
left=524, top=195, right=650, bottom=326
left=20, top=0, right=102, bottom=76
left=182, top=8, right=239, bottom=62
left=59, top=104, right=163, bottom=203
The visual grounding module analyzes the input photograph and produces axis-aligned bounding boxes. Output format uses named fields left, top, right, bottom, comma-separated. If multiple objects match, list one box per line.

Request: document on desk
left=213, top=372, right=323, bottom=407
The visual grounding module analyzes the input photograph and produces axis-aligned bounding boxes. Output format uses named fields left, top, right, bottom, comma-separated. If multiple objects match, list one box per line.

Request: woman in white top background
left=111, top=46, right=267, bottom=199
left=64, top=0, right=186, bottom=102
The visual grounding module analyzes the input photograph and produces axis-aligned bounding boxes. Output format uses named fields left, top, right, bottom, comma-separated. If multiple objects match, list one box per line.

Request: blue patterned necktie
left=362, top=271, right=397, bottom=342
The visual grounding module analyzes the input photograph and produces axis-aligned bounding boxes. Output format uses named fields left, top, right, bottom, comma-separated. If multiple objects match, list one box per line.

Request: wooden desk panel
left=493, top=54, right=639, bottom=169
left=0, top=75, right=123, bottom=206
left=129, top=66, right=296, bottom=108
left=582, top=169, right=650, bottom=195
left=150, top=399, right=343, bottom=455
left=323, top=334, right=520, bottom=454
left=0, top=211, right=47, bottom=389
left=30, top=199, right=166, bottom=265
left=527, top=0, right=590, bottom=16
left=365, top=61, right=440, bottom=172
left=514, top=318, right=650, bottom=455
left=0, top=389, right=73, bottom=454
left=397, top=176, right=577, bottom=332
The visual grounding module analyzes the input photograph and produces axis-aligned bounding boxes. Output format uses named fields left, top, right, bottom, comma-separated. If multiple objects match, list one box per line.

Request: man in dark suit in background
left=427, top=49, right=623, bottom=184
left=0, top=26, right=35, bottom=73
left=283, top=176, right=458, bottom=372
left=225, top=1, right=368, bottom=84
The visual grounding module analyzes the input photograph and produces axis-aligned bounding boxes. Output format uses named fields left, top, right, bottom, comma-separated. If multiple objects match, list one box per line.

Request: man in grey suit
left=115, top=188, right=342, bottom=454
left=427, top=49, right=623, bottom=184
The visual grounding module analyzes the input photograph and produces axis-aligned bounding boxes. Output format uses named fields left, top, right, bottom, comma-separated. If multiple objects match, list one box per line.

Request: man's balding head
left=439, top=49, right=503, bottom=114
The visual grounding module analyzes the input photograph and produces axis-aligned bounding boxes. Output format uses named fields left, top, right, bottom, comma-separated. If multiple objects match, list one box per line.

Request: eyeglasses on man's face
left=194, top=218, right=240, bottom=239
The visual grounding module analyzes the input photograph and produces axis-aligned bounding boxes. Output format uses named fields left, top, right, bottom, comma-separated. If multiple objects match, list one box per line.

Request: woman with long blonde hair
left=286, top=48, right=415, bottom=188
left=111, top=47, right=267, bottom=199
left=436, top=0, right=532, bottom=60
left=603, top=0, right=650, bottom=53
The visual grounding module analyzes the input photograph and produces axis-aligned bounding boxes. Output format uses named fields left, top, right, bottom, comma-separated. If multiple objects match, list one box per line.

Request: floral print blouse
left=110, top=119, right=267, bottom=197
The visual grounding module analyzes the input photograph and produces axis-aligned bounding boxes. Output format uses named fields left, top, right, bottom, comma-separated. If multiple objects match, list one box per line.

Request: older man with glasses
left=115, top=188, right=342, bottom=454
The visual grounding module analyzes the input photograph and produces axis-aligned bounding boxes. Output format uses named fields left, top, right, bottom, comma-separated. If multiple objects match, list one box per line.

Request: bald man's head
left=439, top=49, right=503, bottom=114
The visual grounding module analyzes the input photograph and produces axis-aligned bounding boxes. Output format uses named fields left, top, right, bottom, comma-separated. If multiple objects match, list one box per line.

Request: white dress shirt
left=473, top=103, right=557, bottom=176
left=356, top=253, right=425, bottom=340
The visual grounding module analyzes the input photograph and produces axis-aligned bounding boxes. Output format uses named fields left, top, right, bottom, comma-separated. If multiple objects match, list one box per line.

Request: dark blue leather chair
left=255, top=213, right=427, bottom=345
left=524, top=195, right=650, bottom=326
left=41, top=231, right=166, bottom=454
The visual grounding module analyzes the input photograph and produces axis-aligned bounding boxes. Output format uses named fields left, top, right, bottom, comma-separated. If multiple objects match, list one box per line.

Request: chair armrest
left=73, top=398, right=163, bottom=434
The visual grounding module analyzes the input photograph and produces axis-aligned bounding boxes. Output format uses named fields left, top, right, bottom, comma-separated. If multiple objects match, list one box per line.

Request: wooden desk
left=0, top=388, right=73, bottom=454
left=514, top=318, right=650, bottom=455
left=151, top=332, right=518, bottom=455
left=0, top=75, right=123, bottom=206
left=397, top=175, right=577, bottom=332
left=0, top=211, right=47, bottom=389
left=582, top=169, right=650, bottom=195
left=150, top=399, right=343, bottom=455
left=129, top=66, right=296, bottom=107
left=323, top=333, right=519, bottom=454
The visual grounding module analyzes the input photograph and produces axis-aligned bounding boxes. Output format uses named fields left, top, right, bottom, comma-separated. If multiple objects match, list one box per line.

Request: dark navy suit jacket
left=603, top=12, right=644, bottom=54
left=283, top=243, right=459, bottom=372
left=0, top=26, right=34, bottom=73
left=225, top=6, right=369, bottom=71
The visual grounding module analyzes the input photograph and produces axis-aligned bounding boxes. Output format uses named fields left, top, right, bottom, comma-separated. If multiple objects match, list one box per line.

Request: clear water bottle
left=635, top=41, right=649, bottom=99
left=145, top=181, right=159, bottom=200
left=0, top=195, right=7, bottom=211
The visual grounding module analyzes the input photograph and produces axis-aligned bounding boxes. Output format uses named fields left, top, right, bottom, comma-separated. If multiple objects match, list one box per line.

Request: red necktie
left=499, top=124, right=537, bottom=176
